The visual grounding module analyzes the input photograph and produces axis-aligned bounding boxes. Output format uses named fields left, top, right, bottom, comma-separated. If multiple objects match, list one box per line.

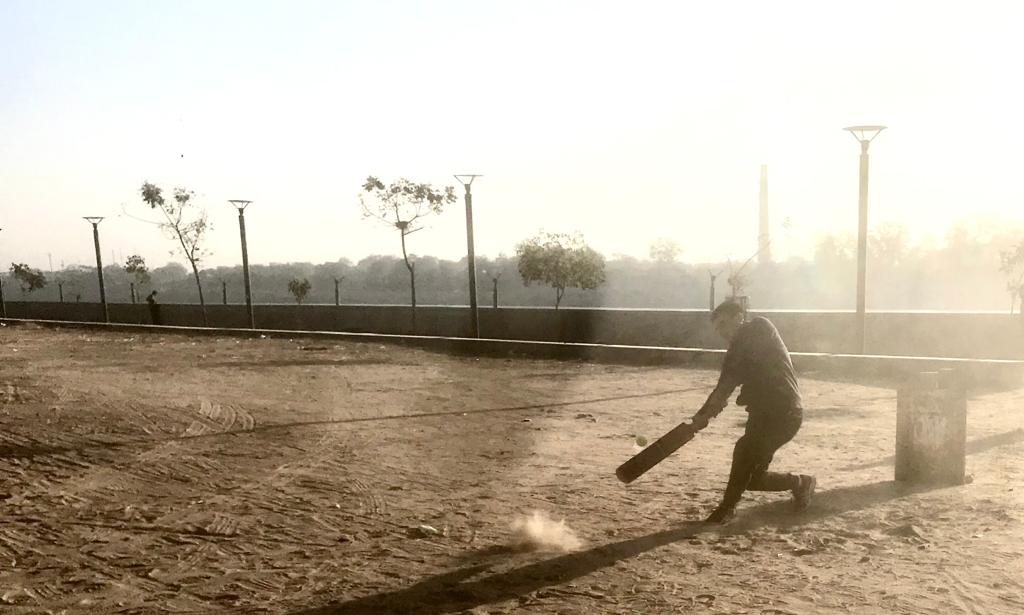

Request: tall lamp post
left=454, top=175, right=482, bottom=338
left=229, top=200, right=255, bottom=329
left=843, top=125, right=886, bottom=354
left=83, top=217, right=109, bottom=323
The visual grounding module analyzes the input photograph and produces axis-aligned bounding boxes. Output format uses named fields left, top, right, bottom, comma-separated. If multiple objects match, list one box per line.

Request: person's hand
left=690, top=413, right=709, bottom=431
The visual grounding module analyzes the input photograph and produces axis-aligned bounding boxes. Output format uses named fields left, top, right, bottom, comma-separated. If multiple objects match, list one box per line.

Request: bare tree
left=139, top=182, right=212, bottom=325
left=724, top=237, right=776, bottom=301
left=726, top=262, right=748, bottom=298
left=359, top=176, right=456, bottom=311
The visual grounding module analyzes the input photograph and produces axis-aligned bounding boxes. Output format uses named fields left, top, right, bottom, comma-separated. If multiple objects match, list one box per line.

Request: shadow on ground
left=839, top=428, right=1024, bottom=472
left=288, top=480, right=946, bottom=615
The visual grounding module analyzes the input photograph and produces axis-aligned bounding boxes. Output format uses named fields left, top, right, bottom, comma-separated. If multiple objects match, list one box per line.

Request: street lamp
left=843, top=125, right=886, bottom=354
left=83, top=217, right=109, bottom=323
left=229, top=200, right=255, bottom=329
left=454, top=175, right=482, bottom=338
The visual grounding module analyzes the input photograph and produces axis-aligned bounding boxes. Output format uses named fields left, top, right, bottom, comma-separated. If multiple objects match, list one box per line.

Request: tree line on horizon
left=4, top=177, right=1024, bottom=313
left=8, top=222, right=1024, bottom=313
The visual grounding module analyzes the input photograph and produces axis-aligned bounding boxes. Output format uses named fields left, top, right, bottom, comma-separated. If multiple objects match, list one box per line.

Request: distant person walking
left=146, top=290, right=161, bottom=325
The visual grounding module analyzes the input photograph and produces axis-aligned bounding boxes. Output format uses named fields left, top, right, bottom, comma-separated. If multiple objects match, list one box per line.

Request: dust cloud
left=510, top=510, right=584, bottom=552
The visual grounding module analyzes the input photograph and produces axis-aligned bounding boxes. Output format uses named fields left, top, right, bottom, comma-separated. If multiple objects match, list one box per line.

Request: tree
left=124, top=254, right=150, bottom=285
left=515, top=232, right=606, bottom=309
left=649, top=238, right=682, bottom=263
left=55, top=265, right=91, bottom=302
left=359, top=176, right=457, bottom=311
left=870, top=223, right=911, bottom=268
left=152, top=261, right=189, bottom=282
left=814, top=232, right=856, bottom=265
left=10, top=263, right=47, bottom=295
left=1000, top=239, right=1024, bottom=314
left=288, top=278, right=311, bottom=305
left=124, top=254, right=150, bottom=302
left=140, top=182, right=212, bottom=325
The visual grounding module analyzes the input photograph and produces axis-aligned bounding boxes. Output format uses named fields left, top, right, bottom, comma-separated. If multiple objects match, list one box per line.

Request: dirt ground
left=1, top=322, right=1022, bottom=615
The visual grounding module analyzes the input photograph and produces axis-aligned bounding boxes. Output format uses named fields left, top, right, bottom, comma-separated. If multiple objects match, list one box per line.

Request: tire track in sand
left=942, top=568, right=990, bottom=615
left=1, top=398, right=260, bottom=613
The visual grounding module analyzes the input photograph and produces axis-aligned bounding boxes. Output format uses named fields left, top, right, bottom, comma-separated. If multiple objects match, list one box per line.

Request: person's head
left=711, top=298, right=746, bottom=342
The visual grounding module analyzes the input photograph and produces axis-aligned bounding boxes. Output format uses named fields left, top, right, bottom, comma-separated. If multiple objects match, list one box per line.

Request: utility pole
left=83, top=217, right=109, bottom=323
left=229, top=200, right=255, bottom=328
left=454, top=175, right=482, bottom=338
left=843, top=125, right=887, bottom=354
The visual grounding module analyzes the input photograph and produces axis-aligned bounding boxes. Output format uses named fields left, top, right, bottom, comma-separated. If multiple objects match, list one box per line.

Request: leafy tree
left=870, top=222, right=911, bottom=268
left=9, top=263, right=47, bottom=295
left=649, top=238, right=682, bottom=263
left=287, top=278, right=311, bottom=305
left=359, top=176, right=456, bottom=310
left=152, top=261, right=189, bottom=282
left=1000, top=239, right=1024, bottom=314
left=140, top=182, right=212, bottom=325
left=54, top=266, right=91, bottom=302
left=124, top=254, right=150, bottom=302
left=814, top=232, right=856, bottom=265
left=124, top=254, right=150, bottom=286
left=516, top=232, right=606, bottom=308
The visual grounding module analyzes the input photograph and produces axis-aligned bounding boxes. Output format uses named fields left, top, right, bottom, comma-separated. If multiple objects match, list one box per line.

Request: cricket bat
left=616, top=420, right=701, bottom=484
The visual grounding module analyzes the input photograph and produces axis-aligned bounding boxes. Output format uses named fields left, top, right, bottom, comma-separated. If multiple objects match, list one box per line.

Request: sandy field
left=0, top=322, right=1021, bottom=615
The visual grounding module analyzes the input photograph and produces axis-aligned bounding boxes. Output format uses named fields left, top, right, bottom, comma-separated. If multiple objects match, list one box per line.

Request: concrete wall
left=4, top=301, right=1022, bottom=360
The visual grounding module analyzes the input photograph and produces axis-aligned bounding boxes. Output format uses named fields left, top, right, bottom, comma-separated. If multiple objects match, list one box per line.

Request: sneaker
left=704, top=505, right=736, bottom=524
left=793, top=474, right=816, bottom=511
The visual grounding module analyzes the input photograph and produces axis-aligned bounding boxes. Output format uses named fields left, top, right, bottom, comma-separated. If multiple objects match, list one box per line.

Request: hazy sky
left=2, top=1, right=1023, bottom=271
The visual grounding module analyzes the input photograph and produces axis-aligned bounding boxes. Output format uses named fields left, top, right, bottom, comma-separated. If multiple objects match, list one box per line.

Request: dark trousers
left=720, top=409, right=802, bottom=509
left=148, top=305, right=161, bottom=325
